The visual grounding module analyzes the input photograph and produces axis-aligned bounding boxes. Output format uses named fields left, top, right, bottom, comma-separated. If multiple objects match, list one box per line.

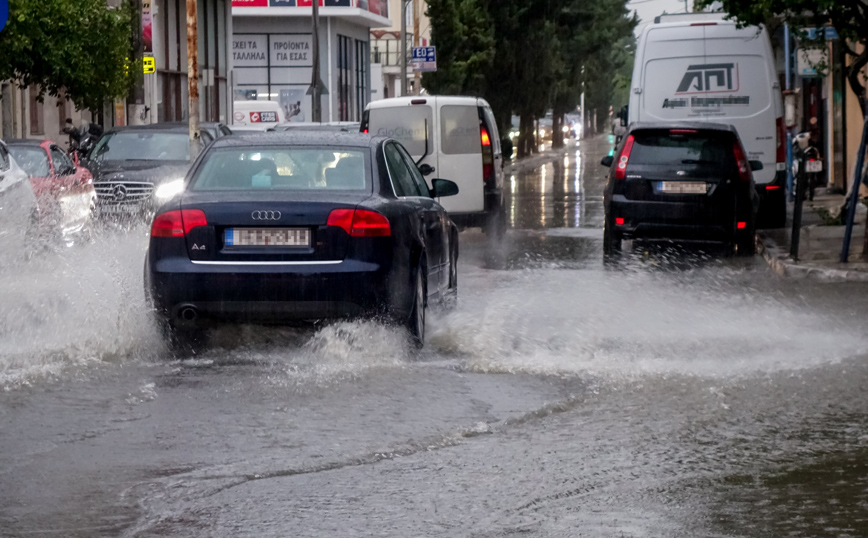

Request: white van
left=628, top=12, right=786, bottom=228
left=362, top=96, right=505, bottom=234
left=232, top=100, right=286, bottom=129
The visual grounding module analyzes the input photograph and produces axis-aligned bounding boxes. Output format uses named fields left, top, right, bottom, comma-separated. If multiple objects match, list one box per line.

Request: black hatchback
left=145, top=132, right=460, bottom=350
left=601, top=122, right=761, bottom=257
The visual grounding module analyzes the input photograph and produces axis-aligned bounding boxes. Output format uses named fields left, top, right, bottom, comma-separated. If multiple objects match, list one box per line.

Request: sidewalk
left=756, top=191, right=868, bottom=282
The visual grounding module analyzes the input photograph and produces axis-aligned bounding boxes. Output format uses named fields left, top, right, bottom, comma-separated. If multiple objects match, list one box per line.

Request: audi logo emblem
left=251, top=210, right=281, bottom=221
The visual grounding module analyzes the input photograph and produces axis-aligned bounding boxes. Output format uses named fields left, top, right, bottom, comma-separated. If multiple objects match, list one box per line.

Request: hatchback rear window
left=190, top=147, right=369, bottom=192
left=629, top=130, right=732, bottom=166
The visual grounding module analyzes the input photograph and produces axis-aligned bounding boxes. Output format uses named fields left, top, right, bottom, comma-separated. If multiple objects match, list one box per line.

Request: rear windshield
left=8, top=147, right=49, bottom=177
left=629, top=130, right=733, bottom=166
left=91, top=132, right=192, bottom=162
left=440, top=105, right=481, bottom=155
left=367, top=106, right=433, bottom=156
left=190, top=147, right=370, bottom=192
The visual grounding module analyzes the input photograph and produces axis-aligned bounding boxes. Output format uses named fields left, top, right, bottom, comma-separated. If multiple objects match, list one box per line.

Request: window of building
left=355, top=39, right=368, bottom=121
left=29, top=87, right=44, bottom=136
left=337, top=35, right=354, bottom=122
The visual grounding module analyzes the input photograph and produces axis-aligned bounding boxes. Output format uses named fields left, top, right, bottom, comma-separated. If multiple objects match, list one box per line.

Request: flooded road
left=3, top=137, right=868, bottom=537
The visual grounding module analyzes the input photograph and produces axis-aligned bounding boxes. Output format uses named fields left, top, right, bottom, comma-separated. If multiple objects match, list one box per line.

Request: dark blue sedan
left=144, top=132, right=460, bottom=350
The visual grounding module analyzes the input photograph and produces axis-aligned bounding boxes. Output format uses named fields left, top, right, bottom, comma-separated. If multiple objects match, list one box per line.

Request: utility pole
left=310, top=0, right=322, bottom=122
left=186, top=0, right=200, bottom=159
left=413, top=0, right=420, bottom=95
left=400, top=0, right=409, bottom=96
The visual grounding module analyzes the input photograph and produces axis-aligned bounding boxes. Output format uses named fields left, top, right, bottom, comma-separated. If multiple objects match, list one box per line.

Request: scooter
left=63, top=121, right=104, bottom=165
left=792, top=132, right=824, bottom=201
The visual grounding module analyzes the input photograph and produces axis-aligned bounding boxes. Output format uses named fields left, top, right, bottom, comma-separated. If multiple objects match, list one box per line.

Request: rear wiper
left=681, top=159, right=716, bottom=164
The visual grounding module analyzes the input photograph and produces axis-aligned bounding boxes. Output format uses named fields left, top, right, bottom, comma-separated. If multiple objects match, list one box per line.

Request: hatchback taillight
left=733, top=142, right=751, bottom=182
left=327, top=209, right=391, bottom=237
left=614, top=135, right=635, bottom=180
left=151, top=209, right=207, bottom=237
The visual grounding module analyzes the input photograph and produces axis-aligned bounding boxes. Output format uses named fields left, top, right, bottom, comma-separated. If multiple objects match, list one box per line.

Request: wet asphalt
left=2, top=136, right=868, bottom=537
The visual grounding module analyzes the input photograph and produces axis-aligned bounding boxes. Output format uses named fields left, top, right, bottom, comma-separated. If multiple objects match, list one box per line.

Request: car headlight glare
left=155, top=179, right=185, bottom=200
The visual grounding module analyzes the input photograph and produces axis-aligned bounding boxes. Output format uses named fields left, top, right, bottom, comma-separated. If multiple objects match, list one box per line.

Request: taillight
left=614, top=135, right=635, bottom=180
left=733, top=142, right=751, bottom=182
left=481, top=126, right=493, bottom=181
left=776, top=117, right=786, bottom=164
left=151, top=209, right=207, bottom=237
left=327, top=209, right=391, bottom=237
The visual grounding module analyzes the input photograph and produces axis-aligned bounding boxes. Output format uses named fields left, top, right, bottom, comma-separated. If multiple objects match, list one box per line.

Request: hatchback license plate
left=657, top=181, right=707, bottom=194
left=225, top=228, right=310, bottom=247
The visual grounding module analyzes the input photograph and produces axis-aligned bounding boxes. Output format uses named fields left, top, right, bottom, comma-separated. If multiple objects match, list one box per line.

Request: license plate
left=806, top=160, right=823, bottom=172
left=224, top=228, right=310, bottom=247
left=98, top=204, right=139, bottom=214
left=657, top=181, right=707, bottom=194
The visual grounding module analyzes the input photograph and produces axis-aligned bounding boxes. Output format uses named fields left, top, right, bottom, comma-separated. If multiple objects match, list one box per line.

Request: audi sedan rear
left=145, top=132, right=460, bottom=351
left=601, top=122, right=761, bottom=258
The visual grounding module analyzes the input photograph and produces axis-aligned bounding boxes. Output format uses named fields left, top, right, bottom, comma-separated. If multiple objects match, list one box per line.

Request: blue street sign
left=0, top=0, right=8, bottom=33
left=412, top=46, right=436, bottom=73
left=805, top=27, right=838, bottom=40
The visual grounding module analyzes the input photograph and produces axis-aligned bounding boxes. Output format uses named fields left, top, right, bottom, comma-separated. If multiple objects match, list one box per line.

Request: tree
left=0, top=0, right=139, bottom=111
left=695, top=0, right=868, bottom=114
left=423, top=0, right=496, bottom=96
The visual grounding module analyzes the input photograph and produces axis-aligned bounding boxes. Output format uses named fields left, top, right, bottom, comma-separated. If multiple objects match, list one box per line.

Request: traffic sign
left=143, top=56, right=156, bottom=74
left=412, top=46, right=437, bottom=73
left=0, top=0, right=8, bottom=33
left=805, top=27, right=838, bottom=40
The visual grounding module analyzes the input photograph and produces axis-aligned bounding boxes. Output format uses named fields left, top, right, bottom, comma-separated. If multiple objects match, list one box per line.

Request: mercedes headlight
left=154, top=179, right=185, bottom=200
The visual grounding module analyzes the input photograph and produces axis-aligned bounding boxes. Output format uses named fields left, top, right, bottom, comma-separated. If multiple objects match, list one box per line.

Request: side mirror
left=749, top=160, right=763, bottom=171
left=619, top=105, right=629, bottom=127
left=600, top=156, right=614, bottom=167
left=418, top=163, right=435, bottom=176
left=430, top=178, right=459, bottom=198
left=71, top=153, right=80, bottom=166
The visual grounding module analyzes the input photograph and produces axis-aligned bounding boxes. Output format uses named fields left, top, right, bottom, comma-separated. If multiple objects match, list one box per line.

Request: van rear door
left=436, top=103, right=484, bottom=213
left=367, top=101, right=437, bottom=189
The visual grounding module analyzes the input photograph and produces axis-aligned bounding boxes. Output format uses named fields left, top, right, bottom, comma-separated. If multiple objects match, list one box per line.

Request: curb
left=756, top=232, right=868, bottom=282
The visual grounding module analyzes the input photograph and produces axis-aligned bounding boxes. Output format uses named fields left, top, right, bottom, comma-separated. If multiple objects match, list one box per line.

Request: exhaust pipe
left=178, top=305, right=198, bottom=322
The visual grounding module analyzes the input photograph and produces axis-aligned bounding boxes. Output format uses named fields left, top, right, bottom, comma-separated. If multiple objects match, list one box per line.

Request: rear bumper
left=148, top=256, right=390, bottom=326
left=608, top=194, right=750, bottom=242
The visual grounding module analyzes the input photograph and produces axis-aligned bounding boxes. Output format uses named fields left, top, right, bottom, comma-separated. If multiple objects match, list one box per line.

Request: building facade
left=369, top=0, right=430, bottom=100
left=231, top=0, right=390, bottom=123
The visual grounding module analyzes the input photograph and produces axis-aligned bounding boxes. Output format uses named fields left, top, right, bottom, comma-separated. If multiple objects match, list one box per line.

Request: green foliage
left=424, top=0, right=637, bottom=142
left=0, top=0, right=140, bottom=111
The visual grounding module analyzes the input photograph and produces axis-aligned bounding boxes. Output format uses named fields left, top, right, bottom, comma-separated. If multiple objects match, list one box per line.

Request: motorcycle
left=63, top=121, right=104, bottom=165
left=792, top=132, right=824, bottom=201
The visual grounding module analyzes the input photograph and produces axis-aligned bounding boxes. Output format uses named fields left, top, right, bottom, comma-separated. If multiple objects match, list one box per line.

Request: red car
left=6, top=139, right=96, bottom=240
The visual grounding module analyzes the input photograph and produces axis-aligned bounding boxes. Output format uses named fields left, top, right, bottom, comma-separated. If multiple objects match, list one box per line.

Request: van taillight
left=614, top=135, right=635, bottom=180
left=327, top=209, right=391, bottom=237
left=733, top=142, right=751, bottom=182
left=481, top=126, right=493, bottom=181
left=776, top=117, right=786, bottom=164
left=151, top=209, right=207, bottom=237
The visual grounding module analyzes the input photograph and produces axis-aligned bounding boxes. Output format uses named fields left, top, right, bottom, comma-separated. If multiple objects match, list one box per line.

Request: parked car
left=362, top=96, right=505, bottom=235
left=145, top=132, right=460, bottom=351
left=6, top=139, right=96, bottom=241
left=0, top=140, right=39, bottom=261
left=161, top=121, right=233, bottom=140
left=600, top=122, right=760, bottom=257
left=628, top=12, right=785, bottom=228
left=84, top=124, right=210, bottom=220
left=233, top=100, right=287, bottom=128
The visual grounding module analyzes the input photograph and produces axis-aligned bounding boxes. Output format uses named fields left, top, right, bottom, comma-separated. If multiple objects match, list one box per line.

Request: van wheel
left=444, top=239, right=459, bottom=311
left=484, top=207, right=506, bottom=239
